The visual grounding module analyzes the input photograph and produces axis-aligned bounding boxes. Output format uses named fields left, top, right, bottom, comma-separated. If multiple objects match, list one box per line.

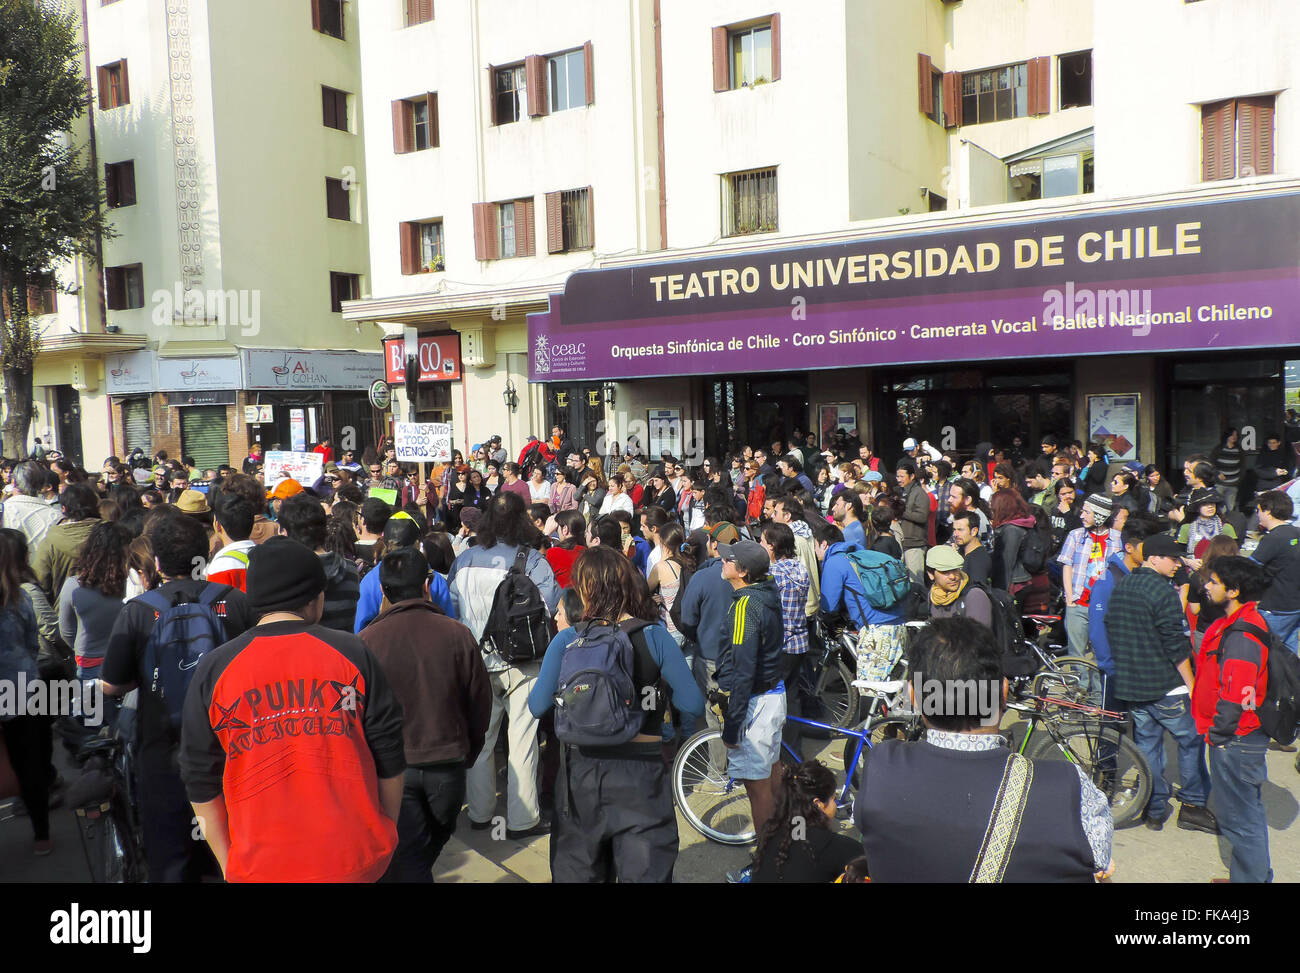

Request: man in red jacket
left=1194, top=556, right=1273, bottom=882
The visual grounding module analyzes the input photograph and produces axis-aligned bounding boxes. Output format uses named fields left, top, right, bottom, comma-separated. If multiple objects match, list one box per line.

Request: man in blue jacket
left=678, top=529, right=734, bottom=744
left=813, top=520, right=906, bottom=627
left=354, top=512, right=456, bottom=632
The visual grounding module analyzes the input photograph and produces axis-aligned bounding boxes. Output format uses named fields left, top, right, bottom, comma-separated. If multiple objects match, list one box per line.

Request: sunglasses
left=370, top=468, right=382, bottom=473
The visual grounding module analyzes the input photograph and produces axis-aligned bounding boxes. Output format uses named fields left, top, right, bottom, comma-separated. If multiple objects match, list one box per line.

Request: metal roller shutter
left=122, top=399, right=151, bottom=455
left=180, top=406, right=230, bottom=472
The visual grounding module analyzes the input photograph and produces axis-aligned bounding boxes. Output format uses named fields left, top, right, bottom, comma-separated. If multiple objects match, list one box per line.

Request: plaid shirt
left=770, top=556, right=811, bottom=655
left=1103, top=566, right=1190, bottom=703
left=1057, top=526, right=1122, bottom=602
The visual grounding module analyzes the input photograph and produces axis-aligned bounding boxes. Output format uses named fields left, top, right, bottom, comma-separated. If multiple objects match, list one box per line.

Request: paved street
left=7, top=729, right=1295, bottom=883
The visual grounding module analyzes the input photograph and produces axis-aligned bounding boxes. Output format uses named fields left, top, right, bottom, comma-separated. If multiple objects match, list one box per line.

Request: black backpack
left=1017, top=508, right=1052, bottom=575
left=481, top=547, right=553, bottom=664
left=958, top=581, right=1020, bottom=657
left=1217, top=621, right=1300, bottom=745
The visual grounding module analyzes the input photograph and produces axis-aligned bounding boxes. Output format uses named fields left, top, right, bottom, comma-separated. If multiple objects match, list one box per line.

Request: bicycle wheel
left=1026, top=721, right=1152, bottom=827
left=101, top=807, right=129, bottom=884
left=672, top=729, right=755, bottom=845
left=809, top=660, right=859, bottom=731
left=1041, top=656, right=1106, bottom=709
left=843, top=715, right=922, bottom=791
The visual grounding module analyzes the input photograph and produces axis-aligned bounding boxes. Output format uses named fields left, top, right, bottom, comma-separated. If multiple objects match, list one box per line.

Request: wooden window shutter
left=1202, top=99, right=1235, bottom=180
left=519, top=197, right=536, bottom=256
left=770, top=14, right=781, bottom=81
left=423, top=0, right=434, bottom=22
left=917, top=54, right=933, bottom=114
left=1027, top=56, right=1049, bottom=115
left=584, top=41, right=594, bottom=105
left=526, top=55, right=547, bottom=116
left=585, top=185, right=594, bottom=249
left=942, top=71, right=961, bottom=127
left=1238, top=95, right=1275, bottom=177
left=26, top=281, right=43, bottom=315
left=472, top=202, right=497, bottom=260
left=105, top=165, right=119, bottom=208
left=323, top=87, right=335, bottom=128
left=121, top=162, right=136, bottom=206
left=488, top=66, right=498, bottom=126
left=97, top=66, right=107, bottom=109
left=106, top=267, right=125, bottom=310
left=712, top=27, right=729, bottom=91
left=399, top=222, right=419, bottom=274
left=120, top=59, right=129, bottom=104
left=427, top=92, right=439, bottom=147
left=311, top=0, right=321, bottom=31
left=392, top=99, right=408, bottom=153
left=545, top=192, right=563, bottom=253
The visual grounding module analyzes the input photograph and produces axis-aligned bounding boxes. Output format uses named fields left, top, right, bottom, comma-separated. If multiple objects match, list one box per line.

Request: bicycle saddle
left=853, top=678, right=906, bottom=694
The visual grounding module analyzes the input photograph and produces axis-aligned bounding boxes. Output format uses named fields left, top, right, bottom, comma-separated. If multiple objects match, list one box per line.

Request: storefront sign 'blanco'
left=394, top=422, right=453, bottom=463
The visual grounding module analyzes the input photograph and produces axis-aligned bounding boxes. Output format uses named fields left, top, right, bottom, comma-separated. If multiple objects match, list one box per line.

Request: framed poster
left=1087, top=393, right=1140, bottom=461
left=648, top=408, right=682, bottom=460
left=819, top=403, right=858, bottom=447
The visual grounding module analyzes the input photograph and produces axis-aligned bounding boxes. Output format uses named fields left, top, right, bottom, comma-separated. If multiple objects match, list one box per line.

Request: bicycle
left=862, top=671, right=1153, bottom=827
left=803, top=618, right=860, bottom=731
left=672, top=708, right=877, bottom=845
left=70, top=731, right=146, bottom=883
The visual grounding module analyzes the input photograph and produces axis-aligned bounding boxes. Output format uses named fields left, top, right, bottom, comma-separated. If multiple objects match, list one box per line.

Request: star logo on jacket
left=213, top=698, right=249, bottom=732
left=329, top=674, right=366, bottom=713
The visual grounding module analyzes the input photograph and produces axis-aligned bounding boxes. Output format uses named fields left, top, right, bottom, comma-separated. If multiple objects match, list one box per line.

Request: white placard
left=394, top=421, right=453, bottom=463
left=243, top=404, right=274, bottom=424
left=264, top=450, right=323, bottom=487
left=105, top=350, right=155, bottom=394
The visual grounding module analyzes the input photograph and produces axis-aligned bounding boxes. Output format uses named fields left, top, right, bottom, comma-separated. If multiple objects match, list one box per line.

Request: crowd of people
left=0, top=419, right=1296, bottom=884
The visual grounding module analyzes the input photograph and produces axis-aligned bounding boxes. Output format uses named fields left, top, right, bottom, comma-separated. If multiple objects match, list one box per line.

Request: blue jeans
left=1259, top=609, right=1300, bottom=656
left=1129, top=693, right=1210, bottom=820
left=1209, top=730, right=1272, bottom=882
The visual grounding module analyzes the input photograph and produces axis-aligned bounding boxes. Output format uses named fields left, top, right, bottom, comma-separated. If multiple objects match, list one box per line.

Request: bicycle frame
left=779, top=713, right=871, bottom=805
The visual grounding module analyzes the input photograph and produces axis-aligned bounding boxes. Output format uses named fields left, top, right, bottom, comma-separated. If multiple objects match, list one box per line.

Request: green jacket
left=34, top=518, right=100, bottom=606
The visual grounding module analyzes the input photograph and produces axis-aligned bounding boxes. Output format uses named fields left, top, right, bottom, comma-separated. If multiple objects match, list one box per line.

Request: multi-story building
left=32, top=0, right=385, bottom=470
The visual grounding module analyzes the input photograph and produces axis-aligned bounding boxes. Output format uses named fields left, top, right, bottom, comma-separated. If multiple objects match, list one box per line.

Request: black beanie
left=247, top=536, right=327, bottom=617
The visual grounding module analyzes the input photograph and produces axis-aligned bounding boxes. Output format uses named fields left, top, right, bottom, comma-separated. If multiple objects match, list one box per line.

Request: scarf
left=790, top=519, right=812, bottom=539
left=1187, top=515, right=1223, bottom=553
left=930, top=572, right=970, bottom=607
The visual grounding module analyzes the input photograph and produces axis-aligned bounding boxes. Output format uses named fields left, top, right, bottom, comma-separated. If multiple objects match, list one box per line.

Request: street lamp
left=503, top=379, right=519, bottom=413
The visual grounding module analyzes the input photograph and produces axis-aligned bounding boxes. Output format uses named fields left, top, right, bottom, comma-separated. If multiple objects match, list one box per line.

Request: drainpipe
left=80, top=0, right=107, bottom=332
left=653, top=0, right=667, bottom=248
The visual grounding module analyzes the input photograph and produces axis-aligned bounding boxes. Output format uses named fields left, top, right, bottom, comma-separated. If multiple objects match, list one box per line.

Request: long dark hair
left=659, top=522, right=693, bottom=572
left=572, top=545, right=658, bottom=626
left=754, top=760, right=837, bottom=879
left=0, top=528, right=28, bottom=608
left=0, top=528, right=36, bottom=586
left=77, top=520, right=133, bottom=598
left=554, top=508, right=587, bottom=550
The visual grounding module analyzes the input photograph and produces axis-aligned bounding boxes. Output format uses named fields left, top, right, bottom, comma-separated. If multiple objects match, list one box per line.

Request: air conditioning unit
left=460, top=327, right=495, bottom=368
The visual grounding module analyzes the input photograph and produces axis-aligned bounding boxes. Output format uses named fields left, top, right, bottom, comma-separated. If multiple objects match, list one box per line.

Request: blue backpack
left=844, top=548, right=911, bottom=610
left=140, top=585, right=231, bottom=737
left=553, top=620, right=654, bottom=746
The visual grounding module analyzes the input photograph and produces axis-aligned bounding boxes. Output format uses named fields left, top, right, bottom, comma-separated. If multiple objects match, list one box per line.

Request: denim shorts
left=728, top=687, right=786, bottom=781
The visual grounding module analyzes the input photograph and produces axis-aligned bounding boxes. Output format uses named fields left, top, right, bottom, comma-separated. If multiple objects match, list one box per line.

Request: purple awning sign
left=528, top=191, right=1300, bottom=382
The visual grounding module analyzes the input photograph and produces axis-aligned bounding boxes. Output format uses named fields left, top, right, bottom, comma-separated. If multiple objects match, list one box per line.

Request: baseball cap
left=382, top=510, right=422, bottom=549
left=717, top=539, right=769, bottom=578
left=925, top=545, right=965, bottom=572
left=902, top=438, right=918, bottom=451
left=1142, top=533, right=1184, bottom=559
left=269, top=478, right=304, bottom=501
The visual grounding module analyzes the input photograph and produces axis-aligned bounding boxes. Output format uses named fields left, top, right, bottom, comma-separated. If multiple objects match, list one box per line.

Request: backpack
left=553, top=620, right=655, bottom=746
left=1018, top=526, right=1051, bottom=575
left=844, top=549, right=911, bottom=610
left=1220, top=620, right=1300, bottom=745
left=958, top=581, right=1019, bottom=658
left=481, top=547, right=553, bottom=664
left=140, top=584, right=232, bottom=737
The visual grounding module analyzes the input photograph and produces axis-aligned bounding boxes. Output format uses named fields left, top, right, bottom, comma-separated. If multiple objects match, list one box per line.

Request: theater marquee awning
left=527, top=187, right=1300, bottom=382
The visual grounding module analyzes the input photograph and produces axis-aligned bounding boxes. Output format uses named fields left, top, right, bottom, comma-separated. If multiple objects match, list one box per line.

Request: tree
left=0, top=0, right=114, bottom=457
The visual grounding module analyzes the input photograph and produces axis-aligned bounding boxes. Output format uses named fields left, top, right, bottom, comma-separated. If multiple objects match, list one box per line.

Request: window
left=1059, top=51, right=1092, bottom=109
left=472, top=198, right=534, bottom=259
left=392, top=93, right=438, bottom=152
left=105, top=160, right=136, bottom=208
left=927, top=190, right=947, bottom=212
left=312, top=0, right=344, bottom=39
left=1202, top=96, right=1275, bottom=181
left=96, top=60, right=129, bottom=110
left=713, top=17, right=780, bottom=92
left=961, top=63, right=1028, bottom=125
left=400, top=220, right=444, bottom=273
left=1008, top=151, right=1094, bottom=201
left=330, top=272, right=360, bottom=312
left=26, top=276, right=57, bottom=316
left=547, top=49, right=586, bottom=113
left=105, top=264, right=144, bottom=310
left=730, top=23, right=772, bottom=88
left=322, top=86, right=350, bottom=131
left=722, top=167, right=777, bottom=236
left=493, top=63, right=526, bottom=125
left=546, top=188, right=593, bottom=253
left=325, top=177, right=351, bottom=221
left=404, top=0, right=432, bottom=26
